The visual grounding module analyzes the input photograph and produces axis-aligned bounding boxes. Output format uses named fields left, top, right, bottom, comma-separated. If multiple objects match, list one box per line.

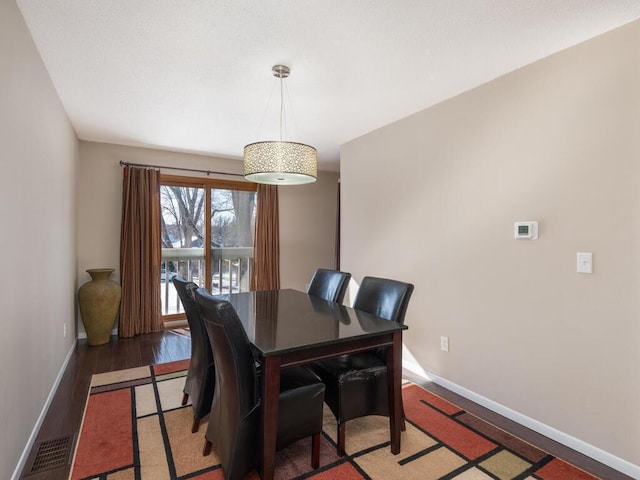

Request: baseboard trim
left=77, top=327, right=117, bottom=340
left=403, top=362, right=639, bottom=479
left=11, top=341, right=76, bottom=480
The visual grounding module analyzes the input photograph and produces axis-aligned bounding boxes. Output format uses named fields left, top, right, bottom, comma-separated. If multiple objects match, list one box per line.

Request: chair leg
left=311, top=432, right=320, bottom=469
left=181, top=393, right=189, bottom=406
left=203, top=440, right=212, bottom=456
left=337, top=421, right=346, bottom=457
left=191, top=418, right=200, bottom=433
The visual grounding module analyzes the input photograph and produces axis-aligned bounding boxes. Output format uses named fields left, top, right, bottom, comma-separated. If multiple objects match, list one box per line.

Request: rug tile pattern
left=69, top=360, right=601, bottom=480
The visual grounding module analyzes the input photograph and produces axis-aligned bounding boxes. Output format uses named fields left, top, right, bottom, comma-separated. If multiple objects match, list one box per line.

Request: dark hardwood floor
left=20, top=331, right=631, bottom=480
left=19, top=331, right=190, bottom=480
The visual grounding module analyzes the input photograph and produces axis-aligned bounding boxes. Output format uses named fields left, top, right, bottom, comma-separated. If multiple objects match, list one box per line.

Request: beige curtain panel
left=251, top=184, right=280, bottom=291
left=119, top=166, right=163, bottom=337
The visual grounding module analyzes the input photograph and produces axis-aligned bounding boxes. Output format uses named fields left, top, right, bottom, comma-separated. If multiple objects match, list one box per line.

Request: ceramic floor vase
left=78, top=268, right=122, bottom=346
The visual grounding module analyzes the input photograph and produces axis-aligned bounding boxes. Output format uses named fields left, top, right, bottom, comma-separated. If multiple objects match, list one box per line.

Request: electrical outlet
left=440, top=336, right=449, bottom=352
left=63, top=323, right=67, bottom=338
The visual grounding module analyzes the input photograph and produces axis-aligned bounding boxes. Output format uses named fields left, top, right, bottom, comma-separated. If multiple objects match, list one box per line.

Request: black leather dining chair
left=306, top=268, right=351, bottom=303
left=310, top=276, right=414, bottom=456
left=172, top=276, right=216, bottom=434
left=194, top=288, right=326, bottom=480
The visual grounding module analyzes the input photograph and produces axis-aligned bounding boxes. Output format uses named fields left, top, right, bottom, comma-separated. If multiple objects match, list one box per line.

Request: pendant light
left=243, top=65, right=317, bottom=185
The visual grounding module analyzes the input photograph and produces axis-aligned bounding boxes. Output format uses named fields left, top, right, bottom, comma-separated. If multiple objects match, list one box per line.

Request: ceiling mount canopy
left=243, top=65, right=317, bottom=185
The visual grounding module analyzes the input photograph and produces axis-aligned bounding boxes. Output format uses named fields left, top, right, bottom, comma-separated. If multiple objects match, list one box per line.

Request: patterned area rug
left=69, top=360, right=600, bottom=480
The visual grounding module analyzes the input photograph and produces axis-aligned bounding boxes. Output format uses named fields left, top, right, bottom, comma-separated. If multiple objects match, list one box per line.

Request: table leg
left=387, top=331, right=402, bottom=454
left=260, top=355, right=281, bottom=480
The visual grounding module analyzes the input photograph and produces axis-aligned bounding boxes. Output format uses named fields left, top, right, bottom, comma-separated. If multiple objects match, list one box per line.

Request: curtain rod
left=119, top=160, right=244, bottom=178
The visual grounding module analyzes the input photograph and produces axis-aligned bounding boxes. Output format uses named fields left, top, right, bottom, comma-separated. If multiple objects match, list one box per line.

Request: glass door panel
left=160, top=177, right=257, bottom=322
left=210, top=188, right=256, bottom=294
left=160, top=185, right=205, bottom=315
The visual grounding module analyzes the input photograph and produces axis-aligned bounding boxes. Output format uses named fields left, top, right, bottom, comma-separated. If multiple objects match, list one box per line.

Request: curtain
left=119, top=166, right=163, bottom=337
left=251, top=184, right=280, bottom=291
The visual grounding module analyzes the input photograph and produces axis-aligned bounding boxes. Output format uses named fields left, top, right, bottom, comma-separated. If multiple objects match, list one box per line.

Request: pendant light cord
left=279, top=74, right=286, bottom=141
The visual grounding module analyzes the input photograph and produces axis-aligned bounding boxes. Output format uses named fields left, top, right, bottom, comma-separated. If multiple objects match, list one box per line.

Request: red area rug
left=69, top=360, right=601, bottom=479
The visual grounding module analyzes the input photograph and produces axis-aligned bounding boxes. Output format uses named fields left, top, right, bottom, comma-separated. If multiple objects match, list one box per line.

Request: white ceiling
left=17, top=1, right=640, bottom=172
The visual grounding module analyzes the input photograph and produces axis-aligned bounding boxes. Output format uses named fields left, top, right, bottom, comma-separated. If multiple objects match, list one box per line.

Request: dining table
left=221, top=288, right=408, bottom=480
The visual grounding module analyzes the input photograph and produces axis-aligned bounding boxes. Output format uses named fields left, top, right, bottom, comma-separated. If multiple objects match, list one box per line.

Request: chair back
left=194, top=288, right=259, bottom=479
left=173, top=276, right=212, bottom=363
left=307, top=268, right=352, bottom=303
left=353, top=276, right=414, bottom=325
left=172, top=276, right=215, bottom=418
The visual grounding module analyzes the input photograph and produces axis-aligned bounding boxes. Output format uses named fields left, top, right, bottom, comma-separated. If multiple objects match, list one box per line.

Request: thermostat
left=514, top=221, right=538, bottom=240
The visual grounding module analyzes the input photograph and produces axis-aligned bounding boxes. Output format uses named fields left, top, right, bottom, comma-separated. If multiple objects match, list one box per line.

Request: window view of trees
left=212, top=189, right=255, bottom=249
left=161, top=186, right=205, bottom=249
left=160, top=180, right=256, bottom=317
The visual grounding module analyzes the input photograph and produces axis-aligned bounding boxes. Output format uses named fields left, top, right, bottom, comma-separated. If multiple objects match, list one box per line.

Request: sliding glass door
left=160, top=175, right=257, bottom=322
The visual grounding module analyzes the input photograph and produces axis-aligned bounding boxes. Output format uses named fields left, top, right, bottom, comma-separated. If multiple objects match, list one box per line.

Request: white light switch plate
left=577, top=252, right=593, bottom=274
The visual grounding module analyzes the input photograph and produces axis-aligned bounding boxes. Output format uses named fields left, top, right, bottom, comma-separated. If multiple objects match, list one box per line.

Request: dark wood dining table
left=222, top=288, right=408, bottom=480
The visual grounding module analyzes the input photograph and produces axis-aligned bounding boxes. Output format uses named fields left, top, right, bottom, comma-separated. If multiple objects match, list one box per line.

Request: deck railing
left=161, top=247, right=253, bottom=315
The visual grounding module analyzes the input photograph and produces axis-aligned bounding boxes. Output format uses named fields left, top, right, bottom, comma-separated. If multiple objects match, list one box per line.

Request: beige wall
left=1, top=2, right=79, bottom=478
left=341, top=20, right=640, bottom=474
left=77, top=141, right=338, bottom=335
left=280, top=177, right=339, bottom=289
